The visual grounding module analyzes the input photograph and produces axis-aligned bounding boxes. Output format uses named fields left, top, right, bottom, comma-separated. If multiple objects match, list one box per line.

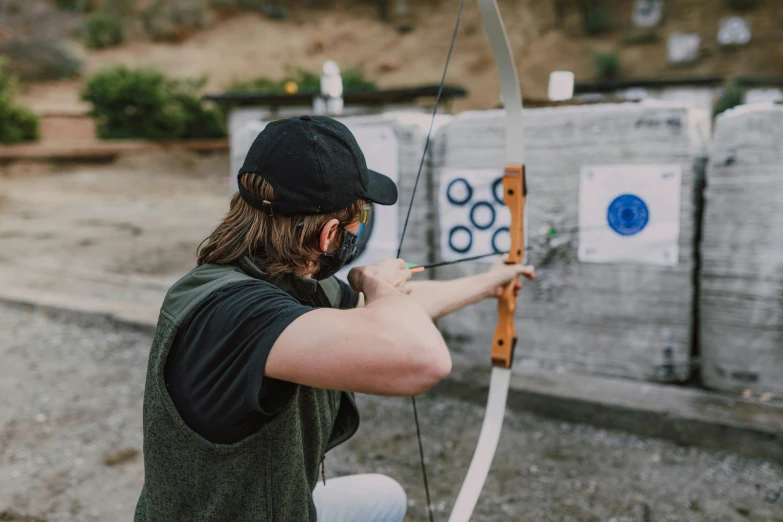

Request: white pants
left=313, top=473, right=407, bottom=522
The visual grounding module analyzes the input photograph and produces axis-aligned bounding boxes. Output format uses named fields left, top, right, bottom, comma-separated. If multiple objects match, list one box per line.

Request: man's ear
left=319, top=218, right=341, bottom=253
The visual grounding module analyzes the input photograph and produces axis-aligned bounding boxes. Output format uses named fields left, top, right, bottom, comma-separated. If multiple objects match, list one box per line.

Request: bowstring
left=396, top=0, right=465, bottom=261
left=395, top=2, right=465, bottom=521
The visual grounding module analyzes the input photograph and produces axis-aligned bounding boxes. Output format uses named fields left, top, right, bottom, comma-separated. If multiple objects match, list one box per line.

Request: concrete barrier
left=431, top=103, right=710, bottom=383
left=700, top=104, right=783, bottom=395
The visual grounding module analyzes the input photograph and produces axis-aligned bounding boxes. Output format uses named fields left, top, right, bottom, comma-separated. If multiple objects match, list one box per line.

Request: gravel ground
left=1, top=302, right=781, bottom=522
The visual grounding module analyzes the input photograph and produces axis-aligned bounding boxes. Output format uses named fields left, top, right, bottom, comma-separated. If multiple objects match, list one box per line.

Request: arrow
left=406, top=251, right=508, bottom=273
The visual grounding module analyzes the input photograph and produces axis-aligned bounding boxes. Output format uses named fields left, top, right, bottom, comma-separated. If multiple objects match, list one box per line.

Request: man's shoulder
left=202, top=278, right=299, bottom=311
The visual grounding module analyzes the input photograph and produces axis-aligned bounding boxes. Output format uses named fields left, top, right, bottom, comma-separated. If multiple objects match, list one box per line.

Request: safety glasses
left=357, top=203, right=372, bottom=239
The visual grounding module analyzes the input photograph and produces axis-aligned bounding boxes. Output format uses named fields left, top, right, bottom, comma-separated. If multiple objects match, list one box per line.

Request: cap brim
left=363, top=169, right=398, bottom=205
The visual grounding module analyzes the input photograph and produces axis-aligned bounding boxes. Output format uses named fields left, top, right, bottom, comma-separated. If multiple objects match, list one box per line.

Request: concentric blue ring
left=446, top=178, right=473, bottom=206
left=448, top=225, right=473, bottom=254
left=607, top=194, right=649, bottom=236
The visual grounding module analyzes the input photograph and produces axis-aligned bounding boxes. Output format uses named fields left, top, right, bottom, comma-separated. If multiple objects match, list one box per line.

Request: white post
left=548, top=71, right=575, bottom=101
left=316, top=59, right=344, bottom=115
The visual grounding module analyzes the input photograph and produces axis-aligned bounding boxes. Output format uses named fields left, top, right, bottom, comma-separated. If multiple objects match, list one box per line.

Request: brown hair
left=197, top=173, right=366, bottom=279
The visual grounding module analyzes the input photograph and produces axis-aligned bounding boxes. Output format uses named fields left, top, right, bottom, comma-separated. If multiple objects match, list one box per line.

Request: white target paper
left=439, top=169, right=511, bottom=262
left=578, top=164, right=681, bottom=266
left=336, top=124, right=399, bottom=279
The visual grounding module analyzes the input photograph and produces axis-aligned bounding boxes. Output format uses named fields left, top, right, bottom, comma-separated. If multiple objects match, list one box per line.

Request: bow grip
left=490, top=164, right=526, bottom=369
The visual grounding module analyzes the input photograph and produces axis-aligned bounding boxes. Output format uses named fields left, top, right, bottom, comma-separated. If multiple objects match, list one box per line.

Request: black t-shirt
left=164, top=278, right=359, bottom=444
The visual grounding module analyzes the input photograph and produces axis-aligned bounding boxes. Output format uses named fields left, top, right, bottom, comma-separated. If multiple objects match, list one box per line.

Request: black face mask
left=314, top=228, right=359, bottom=280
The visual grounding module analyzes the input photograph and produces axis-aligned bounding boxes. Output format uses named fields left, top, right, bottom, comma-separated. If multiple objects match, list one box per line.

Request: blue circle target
left=491, top=178, right=504, bottom=205
left=607, top=194, right=649, bottom=236
left=446, top=178, right=473, bottom=206
left=491, top=226, right=510, bottom=253
left=469, top=201, right=496, bottom=230
left=448, top=226, right=473, bottom=254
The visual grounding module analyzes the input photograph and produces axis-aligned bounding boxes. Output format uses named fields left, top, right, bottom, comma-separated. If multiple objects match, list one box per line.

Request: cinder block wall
left=700, top=105, right=783, bottom=395
left=430, top=103, right=711, bottom=383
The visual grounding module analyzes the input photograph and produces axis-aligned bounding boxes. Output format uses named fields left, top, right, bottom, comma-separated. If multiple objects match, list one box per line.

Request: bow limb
left=448, top=1, right=526, bottom=521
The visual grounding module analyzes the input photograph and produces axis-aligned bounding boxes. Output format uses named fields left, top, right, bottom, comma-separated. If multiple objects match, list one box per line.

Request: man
left=135, top=115, right=533, bottom=522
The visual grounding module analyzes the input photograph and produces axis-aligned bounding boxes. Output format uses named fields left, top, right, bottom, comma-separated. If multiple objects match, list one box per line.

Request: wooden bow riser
left=490, top=164, right=526, bottom=369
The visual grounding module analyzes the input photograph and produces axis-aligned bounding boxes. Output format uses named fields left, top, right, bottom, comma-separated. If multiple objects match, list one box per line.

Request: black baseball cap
left=237, top=115, right=398, bottom=216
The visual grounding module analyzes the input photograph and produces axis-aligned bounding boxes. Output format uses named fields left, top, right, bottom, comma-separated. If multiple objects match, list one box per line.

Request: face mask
left=314, top=228, right=359, bottom=280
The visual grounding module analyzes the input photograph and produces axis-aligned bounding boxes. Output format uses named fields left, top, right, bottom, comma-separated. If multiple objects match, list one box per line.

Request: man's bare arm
left=265, top=262, right=451, bottom=396
left=357, top=261, right=535, bottom=320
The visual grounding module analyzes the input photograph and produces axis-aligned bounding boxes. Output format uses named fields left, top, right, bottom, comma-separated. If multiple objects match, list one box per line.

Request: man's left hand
left=483, top=257, right=535, bottom=298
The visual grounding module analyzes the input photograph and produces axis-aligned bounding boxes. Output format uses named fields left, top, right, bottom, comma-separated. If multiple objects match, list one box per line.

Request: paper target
left=439, top=169, right=511, bottom=262
left=336, top=124, right=400, bottom=279
left=578, top=165, right=681, bottom=266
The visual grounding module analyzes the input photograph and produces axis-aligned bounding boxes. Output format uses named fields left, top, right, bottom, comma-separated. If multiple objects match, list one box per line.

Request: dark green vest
left=135, top=257, right=359, bottom=522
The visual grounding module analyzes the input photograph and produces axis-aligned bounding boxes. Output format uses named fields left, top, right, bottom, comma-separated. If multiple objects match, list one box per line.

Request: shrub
left=0, top=59, right=40, bottom=144
left=623, top=26, right=659, bottom=46
left=724, top=0, right=756, bottom=10
left=81, top=66, right=225, bottom=140
left=592, top=51, right=621, bottom=78
left=230, top=67, right=377, bottom=94
left=81, top=11, right=124, bottom=49
left=0, top=40, right=82, bottom=81
left=55, top=0, right=96, bottom=11
left=342, top=68, right=378, bottom=92
left=142, top=0, right=211, bottom=42
left=713, top=83, right=744, bottom=117
left=0, top=99, right=39, bottom=144
left=583, top=6, right=612, bottom=35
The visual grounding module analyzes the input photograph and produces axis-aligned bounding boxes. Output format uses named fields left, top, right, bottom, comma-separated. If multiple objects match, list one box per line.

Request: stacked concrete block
left=431, top=103, right=711, bottom=383
left=337, top=112, right=451, bottom=268
left=700, top=104, right=783, bottom=395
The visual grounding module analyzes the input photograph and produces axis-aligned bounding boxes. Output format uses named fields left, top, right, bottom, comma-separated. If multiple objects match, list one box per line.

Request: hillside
left=13, top=0, right=783, bottom=115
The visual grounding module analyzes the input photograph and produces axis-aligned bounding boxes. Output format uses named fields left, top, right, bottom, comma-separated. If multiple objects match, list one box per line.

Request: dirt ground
left=0, top=151, right=229, bottom=276
left=0, top=155, right=782, bottom=521
left=0, top=302, right=781, bottom=522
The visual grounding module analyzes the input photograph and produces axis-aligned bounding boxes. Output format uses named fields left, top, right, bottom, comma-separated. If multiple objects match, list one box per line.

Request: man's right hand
left=348, top=259, right=413, bottom=298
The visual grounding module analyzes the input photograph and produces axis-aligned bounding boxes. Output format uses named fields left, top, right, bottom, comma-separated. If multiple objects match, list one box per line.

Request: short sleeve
left=165, top=280, right=313, bottom=444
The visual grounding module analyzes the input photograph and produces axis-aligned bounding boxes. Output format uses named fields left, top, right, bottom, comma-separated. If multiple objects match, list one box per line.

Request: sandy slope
left=17, top=1, right=783, bottom=114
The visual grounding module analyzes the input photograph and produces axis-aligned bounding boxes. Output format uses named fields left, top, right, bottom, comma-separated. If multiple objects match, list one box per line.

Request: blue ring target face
left=469, top=201, right=496, bottom=230
left=491, top=178, right=504, bottom=205
left=448, top=226, right=473, bottom=253
left=439, top=170, right=514, bottom=261
left=446, top=178, right=473, bottom=206
left=491, top=226, right=510, bottom=253
left=607, top=194, right=649, bottom=236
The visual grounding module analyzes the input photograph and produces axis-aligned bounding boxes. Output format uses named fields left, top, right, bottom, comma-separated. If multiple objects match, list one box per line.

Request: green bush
left=583, top=6, right=612, bottom=35
left=0, top=59, right=39, bottom=144
left=230, top=67, right=377, bottom=94
left=342, top=68, right=378, bottom=92
left=81, top=11, right=124, bottom=49
left=0, top=40, right=82, bottom=81
left=81, top=66, right=225, bottom=140
left=713, top=83, right=745, bottom=117
left=592, top=51, right=621, bottom=78
left=55, top=0, right=100, bottom=11
left=724, top=0, right=756, bottom=10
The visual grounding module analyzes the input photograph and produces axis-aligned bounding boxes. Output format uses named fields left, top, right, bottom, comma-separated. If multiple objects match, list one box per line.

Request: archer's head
left=198, top=115, right=398, bottom=280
